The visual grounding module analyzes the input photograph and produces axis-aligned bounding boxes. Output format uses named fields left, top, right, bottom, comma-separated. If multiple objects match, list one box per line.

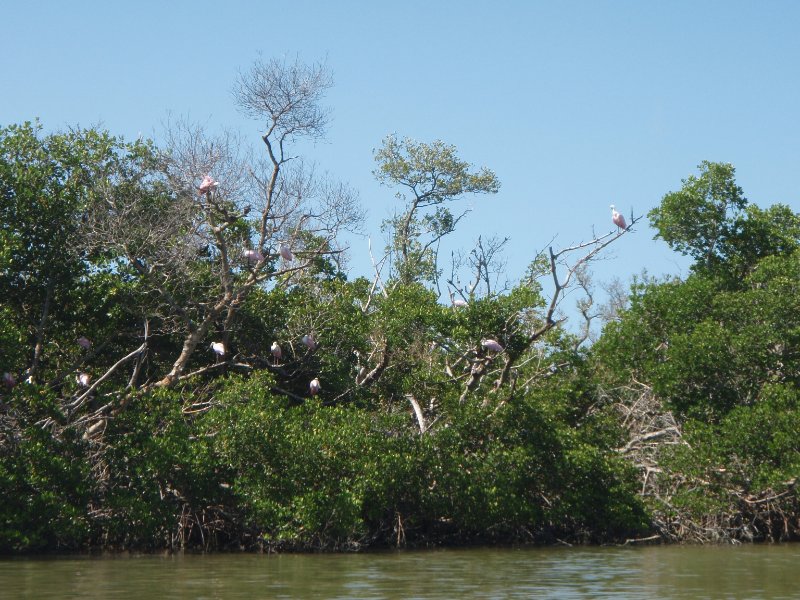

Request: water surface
left=3, top=545, right=799, bottom=599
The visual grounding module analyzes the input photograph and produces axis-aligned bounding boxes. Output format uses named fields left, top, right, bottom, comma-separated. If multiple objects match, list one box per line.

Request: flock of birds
left=1, top=178, right=631, bottom=398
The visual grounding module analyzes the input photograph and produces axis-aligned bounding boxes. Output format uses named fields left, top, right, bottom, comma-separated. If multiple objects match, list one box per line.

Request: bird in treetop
left=210, top=341, right=226, bottom=357
left=302, top=334, right=317, bottom=351
left=481, top=338, right=504, bottom=353
left=279, top=243, right=293, bottom=261
left=271, top=341, right=282, bottom=363
left=610, top=204, right=627, bottom=230
left=76, top=372, right=91, bottom=387
left=198, top=174, right=219, bottom=195
left=244, top=249, right=264, bottom=264
left=309, top=377, right=321, bottom=396
left=77, top=336, right=92, bottom=350
left=449, top=290, right=468, bottom=308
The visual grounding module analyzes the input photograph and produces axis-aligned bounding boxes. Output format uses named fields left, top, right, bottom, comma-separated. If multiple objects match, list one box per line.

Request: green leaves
left=649, top=161, right=747, bottom=268
left=373, top=135, right=500, bottom=203
left=649, top=161, right=800, bottom=280
left=374, top=135, right=500, bottom=285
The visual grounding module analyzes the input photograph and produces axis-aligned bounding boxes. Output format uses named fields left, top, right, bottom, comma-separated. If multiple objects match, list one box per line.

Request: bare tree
left=448, top=234, right=510, bottom=301
left=84, top=58, right=361, bottom=389
left=458, top=215, right=643, bottom=404
left=599, top=276, right=632, bottom=323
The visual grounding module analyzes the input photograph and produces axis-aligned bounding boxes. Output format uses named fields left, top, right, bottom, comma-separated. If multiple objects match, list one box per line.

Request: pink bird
left=76, top=372, right=91, bottom=387
left=279, top=243, right=293, bottom=261
left=302, top=334, right=317, bottom=351
left=210, top=341, right=226, bottom=357
left=198, top=174, right=219, bottom=195
left=3, top=372, right=16, bottom=389
left=449, top=291, right=468, bottom=308
left=77, top=336, right=92, bottom=350
left=309, top=377, right=321, bottom=396
left=610, top=204, right=627, bottom=230
left=271, top=341, right=282, bottom=363
left=244, top=249, right=264, bottom=264
left=481, top=338, right=504, bottom=353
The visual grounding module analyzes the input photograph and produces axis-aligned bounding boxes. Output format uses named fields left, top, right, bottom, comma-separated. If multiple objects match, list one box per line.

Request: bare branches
left=233, top=57, right=332, bottom=149
left=573, top=264, right=599, bottom=349
left=457, top=214, right=643, bottom=403
left=449, top=235, right=510, bottom=300
left=77, top=59, right=361, bottom=389
left=66, top=342, right=148, bottom=415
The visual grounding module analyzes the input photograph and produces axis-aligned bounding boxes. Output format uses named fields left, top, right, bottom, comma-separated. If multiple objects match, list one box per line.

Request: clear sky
left=3, top=1, right=800, bottom=319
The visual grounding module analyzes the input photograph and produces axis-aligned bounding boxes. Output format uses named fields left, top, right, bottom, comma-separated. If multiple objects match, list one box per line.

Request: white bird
left=198, top=174, right=219, bottom=195
left=3, top=372, right=16, bottom=388
left=77, top=336, right=92, bottom=350
left=210, top=342, right=226, bottom=357
left=76, top=372, right=91, bottom=387
left=279, top=243, right=293, bottom=261
left=610, top=204, right=627, bottom=230
left=271, top=341, right=282, bottom=363
left=302, top=334, right=317, bottom=351
left=481, top=338, right=504, bottom=353
left=309, top=377, right=321, bottom=396
left=449, top=291, right=468, bottom=308
left=244, top=249, right=264, bottom=264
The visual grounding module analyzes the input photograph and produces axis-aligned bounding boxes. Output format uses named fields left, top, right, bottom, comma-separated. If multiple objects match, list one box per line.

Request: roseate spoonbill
left=481, top=338, right=504, bottom=353
left=309, top=377, right=321, bottom=396
left=610, top=204, right=627, bottom=230
left=198, top=174, right=219, bottom=195
left=2, top=372, right=15, bottom=388
left=279, top=243, right=293, bottom=261
left=210, top=342, right=226, bottom=357
left=244, top=249, right=264, bottom=264
left=76, top=372, right=91, bottom=387
left=302, top=334, right=317, bottom=350
left=77, top=336, right=91, bottom=350
left=271, top=341, right=282, bottom=363
left=449, top=291, right=468, bottom=308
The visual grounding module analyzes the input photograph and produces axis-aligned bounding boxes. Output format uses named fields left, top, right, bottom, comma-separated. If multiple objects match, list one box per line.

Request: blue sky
left=3, top=1, right=799, bottom=320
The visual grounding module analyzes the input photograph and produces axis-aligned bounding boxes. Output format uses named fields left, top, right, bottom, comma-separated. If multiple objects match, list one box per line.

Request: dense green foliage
left=1, top=110, right=798, bottom=552
left=595, top=162, right=800, bottom=542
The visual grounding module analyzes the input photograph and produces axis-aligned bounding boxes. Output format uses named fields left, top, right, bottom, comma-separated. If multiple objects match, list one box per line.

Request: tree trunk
left=156, top=317, right=217, bottom=388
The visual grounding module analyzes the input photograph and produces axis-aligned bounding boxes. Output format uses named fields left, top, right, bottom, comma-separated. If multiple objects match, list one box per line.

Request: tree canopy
left=1, top=65, right=798, bottom=553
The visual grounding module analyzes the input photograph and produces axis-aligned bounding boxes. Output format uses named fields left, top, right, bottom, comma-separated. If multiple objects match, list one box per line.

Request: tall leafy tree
left=0, top=121, right=155, bottom=383
left=373, top=135, right=500, bottom=286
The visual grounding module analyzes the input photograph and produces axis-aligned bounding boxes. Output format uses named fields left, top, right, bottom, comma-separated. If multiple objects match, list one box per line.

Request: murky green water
left=2, top=545, right=799, bottom=599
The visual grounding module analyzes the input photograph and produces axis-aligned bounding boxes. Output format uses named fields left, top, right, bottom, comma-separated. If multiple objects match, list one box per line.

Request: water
left=2, top=545, right=799, bottom=599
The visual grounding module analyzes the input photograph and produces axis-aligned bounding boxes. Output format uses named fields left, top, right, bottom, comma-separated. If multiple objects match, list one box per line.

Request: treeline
left=1, top=58, right=798, bottom=553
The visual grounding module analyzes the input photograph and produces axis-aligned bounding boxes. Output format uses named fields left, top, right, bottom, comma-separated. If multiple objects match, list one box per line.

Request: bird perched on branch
left=450, top=291, right=468, bottom=308
left=302, top=334, right=317, bottom=351
left=309, top=377, right=321, bottom=396
left=481, top=338, right=504, bottom=353
left=610, top=204, right=627, bottom=230
left=77, top=336, right=92, bottom=350
left=244, top=249, right=264, bottom=264
left=198, top=174, right=219, bottom=195
left=271, top=341, right=282, bottom=364
left=210, top=342, right=226, bottom=357
left=279, top=243, right=294, bottom=261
